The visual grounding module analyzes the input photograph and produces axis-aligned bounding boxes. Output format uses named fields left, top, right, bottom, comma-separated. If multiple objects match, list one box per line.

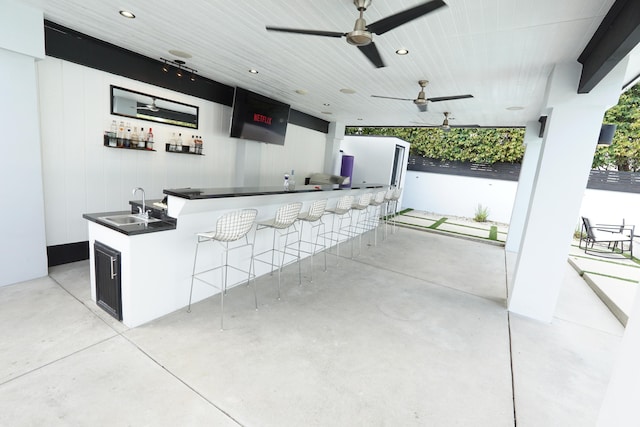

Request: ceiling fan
left=265, top=0, right=447, bottom=68
left=372, top=80, right=474, bottom=112
left=137, top=98, right=160, bottom=112
left=411, top=112, right=480, bottom=131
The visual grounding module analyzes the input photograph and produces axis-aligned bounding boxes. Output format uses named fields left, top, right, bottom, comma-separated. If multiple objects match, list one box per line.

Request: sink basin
left=99, top=214, right=161, bottom=227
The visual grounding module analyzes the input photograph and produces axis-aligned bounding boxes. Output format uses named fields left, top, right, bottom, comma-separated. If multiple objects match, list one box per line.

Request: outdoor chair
left=579, top=216, right=634, bottom=258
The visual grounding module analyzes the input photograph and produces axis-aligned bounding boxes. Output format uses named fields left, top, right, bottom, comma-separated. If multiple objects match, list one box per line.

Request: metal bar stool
left=254, top=202, right=303, bottom=300
left=323, top=195, right=354, bottom=264
left=364, top=190, right=387, bottom=246
left=382, top=188, right=395, bottom=239
left=297, top=198, right=328, bottom=282
left=188, top=208, right=258, bottom=330
left=386, top=187, right=403, bottom=234
left=348, top=192, right=373, bottom=256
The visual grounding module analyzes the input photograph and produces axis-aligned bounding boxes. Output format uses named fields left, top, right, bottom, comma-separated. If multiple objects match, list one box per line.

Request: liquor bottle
left=131, top=126, right=140, bottom=147
left=177, top=133, right=184, bottom=152
left=117, top=121, right=125, bottom=147
left=146, top=128, right=154, bottom=150
left=109, top=120, right=117, bottom=147
left=283, top=173, right=290, bottom=191
left=169, top=132, right=177, bottom=151
left=124, top=124, right=132, bottom=148
left=139, top=127, right=146, bottom=148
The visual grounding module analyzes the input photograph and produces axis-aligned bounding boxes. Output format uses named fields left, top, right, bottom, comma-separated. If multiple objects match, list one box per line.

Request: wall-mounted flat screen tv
left=230, top=87, right=291, bottom=145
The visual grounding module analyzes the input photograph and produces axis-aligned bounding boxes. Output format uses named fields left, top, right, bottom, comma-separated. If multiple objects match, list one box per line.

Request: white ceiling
left=21, top=0, right=633, bottom=128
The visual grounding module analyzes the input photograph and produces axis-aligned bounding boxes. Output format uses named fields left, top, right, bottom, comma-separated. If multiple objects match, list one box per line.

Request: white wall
left=403, top=171, right=518, bottom=223
left=402, top=168, right=640, bottom=231
left=36, top=57, right=326, bottom=247
left=0, top=1, right=48, bottom=287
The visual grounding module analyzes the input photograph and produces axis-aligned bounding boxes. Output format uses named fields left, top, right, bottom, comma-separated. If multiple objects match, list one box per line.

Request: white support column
left=504, top=121, right=543, bottom=254
left=0, top=0, right=48, bottom=287
left=324, top=121, right=345, bottom=175
left=508, top=61, right=627, bottom=322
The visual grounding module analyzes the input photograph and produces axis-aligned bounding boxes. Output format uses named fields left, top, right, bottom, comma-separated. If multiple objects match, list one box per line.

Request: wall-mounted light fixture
left=160, top=57, right=197, bottom=81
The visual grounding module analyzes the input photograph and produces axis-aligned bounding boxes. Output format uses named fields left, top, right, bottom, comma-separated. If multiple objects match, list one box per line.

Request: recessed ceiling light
left=119, top=10, right=135, bottom=19
left=340, top=88, right=356, bottom=94
left=321, top=111, right=332, bottom=115
left=395, top=48, right=409, bottom=55
left=295, top=89, right=308, bottom=95
left=506, top=106, right=524, bottom=111
left=323, top=103, right=331, bottom=106
left=249, top=69, right=259, bottom=74
left=168, top=49, right=192, bottom=59
left=357, top=118, right=363, bottom=121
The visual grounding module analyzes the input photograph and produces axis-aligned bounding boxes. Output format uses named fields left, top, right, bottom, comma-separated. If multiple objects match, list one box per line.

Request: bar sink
left=98, top=214, right=161, bottom=227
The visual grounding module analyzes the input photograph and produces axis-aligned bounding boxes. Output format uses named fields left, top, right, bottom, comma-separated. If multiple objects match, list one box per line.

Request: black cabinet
left=94, top=241, right=122, bottom=320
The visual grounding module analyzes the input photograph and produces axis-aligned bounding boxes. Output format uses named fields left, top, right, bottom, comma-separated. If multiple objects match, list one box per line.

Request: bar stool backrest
left=384, top=188, right=394, bottom=201
left=353, top=192, right=372, bottom=209
left=214, top=209, right=258, bottom=242
left=391, top=188, right=402, bottom=200
left=373, top=190, right=386, bottom=204
left=335, top=195, right=354, bottom=211
left=305, top=199, right=328, bottom=222
left=273, top=202, right=303, bottom=229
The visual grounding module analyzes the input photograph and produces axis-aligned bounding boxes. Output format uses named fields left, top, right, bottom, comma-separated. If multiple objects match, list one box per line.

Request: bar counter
left=85, top=184, right=389, bottom=327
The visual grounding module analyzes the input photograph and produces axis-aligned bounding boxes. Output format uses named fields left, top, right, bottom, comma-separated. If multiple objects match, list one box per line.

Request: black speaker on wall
left=597, top=124, right=616, bottom=145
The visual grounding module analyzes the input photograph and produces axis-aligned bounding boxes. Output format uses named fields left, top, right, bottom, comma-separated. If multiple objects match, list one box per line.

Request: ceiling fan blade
left=367, top=0, right=447, bottom=35
left=265, top=26, right=345, bottom=38
left=370, top=95, right=414, bottom=101
left=452, top=124, right=481, bottom=128
left=357, top=42, right=385, bottom=68
left=428, top=94, right=474, bottom=102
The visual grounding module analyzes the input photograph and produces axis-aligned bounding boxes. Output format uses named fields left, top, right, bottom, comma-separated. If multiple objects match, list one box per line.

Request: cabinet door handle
left=110, top=256, right=117, bottom=279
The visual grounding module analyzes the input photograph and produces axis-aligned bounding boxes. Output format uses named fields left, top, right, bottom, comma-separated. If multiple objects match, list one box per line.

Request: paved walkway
left=393, top=210, right=508, bottom=243
left=395, top=209, right=639, bottom=327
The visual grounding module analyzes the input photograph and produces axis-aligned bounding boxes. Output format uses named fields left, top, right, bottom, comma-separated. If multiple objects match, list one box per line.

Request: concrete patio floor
left=0, top=226, right=625, bottom=426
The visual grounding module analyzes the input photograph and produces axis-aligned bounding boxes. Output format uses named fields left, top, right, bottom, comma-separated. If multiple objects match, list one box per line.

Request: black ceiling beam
left=577, top=0, right=640, bottom=93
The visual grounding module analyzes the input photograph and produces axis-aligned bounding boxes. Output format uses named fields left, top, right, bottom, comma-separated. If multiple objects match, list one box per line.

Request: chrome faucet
left=132, top=187, right=148, bottom=218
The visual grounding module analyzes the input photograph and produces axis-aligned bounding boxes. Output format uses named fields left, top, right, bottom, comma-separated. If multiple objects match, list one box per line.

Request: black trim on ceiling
left=289, top=109, right=329, bottom=133
left=47, top=241, right=89, bottom=267
left=577, top=0, right=640, bottom=93
left=43, top=20, right=330, bottom=134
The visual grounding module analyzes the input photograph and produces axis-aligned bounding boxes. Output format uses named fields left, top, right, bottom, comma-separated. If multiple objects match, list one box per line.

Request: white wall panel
left=37, top=57, right=326, bottom=246
left=259, top=124, right=327, bottom=186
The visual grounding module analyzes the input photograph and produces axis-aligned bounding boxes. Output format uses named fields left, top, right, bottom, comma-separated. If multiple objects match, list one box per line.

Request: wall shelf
left=165, top=143, right=204, bottom=155
left=103, top=134, right=156, bottom=151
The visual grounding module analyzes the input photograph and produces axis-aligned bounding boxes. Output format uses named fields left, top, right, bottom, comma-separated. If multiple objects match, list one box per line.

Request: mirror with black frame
left=110, top=85, right=199, bottom=129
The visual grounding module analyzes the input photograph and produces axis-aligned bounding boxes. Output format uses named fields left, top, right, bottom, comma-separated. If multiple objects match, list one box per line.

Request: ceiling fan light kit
left=266, top=0, right=447, bottom=68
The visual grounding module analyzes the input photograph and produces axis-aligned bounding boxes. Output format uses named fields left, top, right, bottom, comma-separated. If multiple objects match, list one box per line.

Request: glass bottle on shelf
left=177, top=133, right=184, bottom=152
left=146, top=128, right=154, bottom=150
left=131, top=126, right=140, bottom=147
left=124, top=123, right=132, bottom=148
left=283, top=173, right=290, bottom=191
left=109, top=120, right=117, bottom=147
left=117, top=121, right=125, bottom=147
left=169, top=132, right=177, bottom=151
left=191, top=135, right=196, bottom=153
left=139, top=127, right=146, bottom=148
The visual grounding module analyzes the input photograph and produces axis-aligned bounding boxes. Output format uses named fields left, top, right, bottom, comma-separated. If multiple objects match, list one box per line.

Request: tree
left=592, top=84, right=640, bottom=171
